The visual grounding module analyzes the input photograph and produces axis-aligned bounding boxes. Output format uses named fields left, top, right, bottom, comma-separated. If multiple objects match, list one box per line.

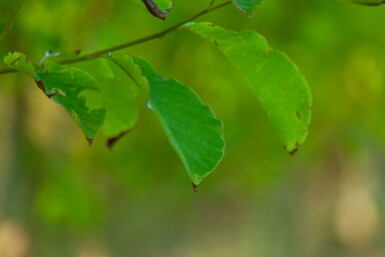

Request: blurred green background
left=1, top=0, right=385, bottom=256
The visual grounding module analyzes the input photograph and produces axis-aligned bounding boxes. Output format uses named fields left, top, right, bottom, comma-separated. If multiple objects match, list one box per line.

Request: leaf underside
left=184, top=22, right=312, bottom=153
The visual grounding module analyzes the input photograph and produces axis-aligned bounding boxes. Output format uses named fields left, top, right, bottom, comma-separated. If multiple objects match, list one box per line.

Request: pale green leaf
left=184, top=22, right=312, bottom=153
left=35, top=61, right=106, bottom=140
left=3, top=52, right=35, bottom=77
left=133, top=57, right=225, bottom=185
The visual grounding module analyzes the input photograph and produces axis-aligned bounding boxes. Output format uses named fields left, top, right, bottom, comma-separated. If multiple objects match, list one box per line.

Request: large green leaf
left=71, top=56, right=142, bottom=147
left=35, top=61, right=106, bottom=141
left=184, top=22, right=312, bottom=153
left=133, top=57, right=225, bottom=185
left=3, top=52, right=35, bottom=77
left=345, top=0, right=384, bottom=5
left=233, top=0, right=265, bottom=15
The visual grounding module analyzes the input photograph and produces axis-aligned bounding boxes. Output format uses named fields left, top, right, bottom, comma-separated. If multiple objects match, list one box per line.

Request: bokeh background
left=1, top=0, right=385, bottom=256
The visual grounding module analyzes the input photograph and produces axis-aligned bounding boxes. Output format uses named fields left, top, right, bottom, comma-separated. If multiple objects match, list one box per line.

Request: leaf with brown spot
left=35, top=60, right=106, bottom=140
left=71, top=56, right=141, bottom=148
left=3, top=52, right=35, bottom=77
left=35, top=80, right=56, bottom=98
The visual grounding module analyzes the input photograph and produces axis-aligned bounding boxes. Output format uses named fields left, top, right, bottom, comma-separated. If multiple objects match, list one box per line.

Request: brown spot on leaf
left=35, top=80, right=56, bottom=98
left=192, top=183, right=199, bottom=193
left=74, top=49, right=82, bottom=55
left=213, top=40, right=219, bottom=46
left=295, top=111, right=302, bottom=120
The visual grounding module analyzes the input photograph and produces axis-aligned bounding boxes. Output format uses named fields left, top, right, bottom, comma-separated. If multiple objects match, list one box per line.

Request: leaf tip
left=86, top=138, right=94, bottom=147
left=192, top=183, right=199, bottom=193
left=287, top=142, right=301, bottom=156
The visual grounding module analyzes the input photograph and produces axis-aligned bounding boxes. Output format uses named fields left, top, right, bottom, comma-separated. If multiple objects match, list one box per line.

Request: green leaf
left=133, top=57, right=225, bottom=185
left=233, top=0, right=264, bottom=15
left=3, top=52, right=35, bottom=77
left=35, top=61, right=106, bottom=141
left=106, top=54, right=149, bottom=94
left=71, top=56, right=142, bottom=147
left=184, top=22, right=312, bottom=153
left=345, top=0, right=384, bottom=5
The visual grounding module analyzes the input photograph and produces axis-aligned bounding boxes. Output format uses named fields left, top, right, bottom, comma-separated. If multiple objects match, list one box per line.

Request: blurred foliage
left=1, top=0, right=385, bottom=256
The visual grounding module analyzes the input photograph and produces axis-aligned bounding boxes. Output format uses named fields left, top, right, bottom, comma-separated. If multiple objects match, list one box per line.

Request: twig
left=0, top=0, right=231, bottom=74
left=0, top=0, right=28, bottom=44
left=0, top=67, right=18, bottom=75
left=58, top=0, right=231, bottom=65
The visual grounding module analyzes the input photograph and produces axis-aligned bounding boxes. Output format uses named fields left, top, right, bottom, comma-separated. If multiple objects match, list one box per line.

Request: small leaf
left=141, top=0, right=173, bottom=20
left=35, top=61, right=106, bottom=140
left=71, top=57, right=141, bottom=146
left=184, top=22, right=312, bottom=153
left=233, top=0, right=264, bottom=15
left=3, top=52, right=35, bottom=77
left=133, top=57, right=225, bottom=185
left=345, top=0, right=384, bottom=5
left=106, top=54, right=149, bottom=94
